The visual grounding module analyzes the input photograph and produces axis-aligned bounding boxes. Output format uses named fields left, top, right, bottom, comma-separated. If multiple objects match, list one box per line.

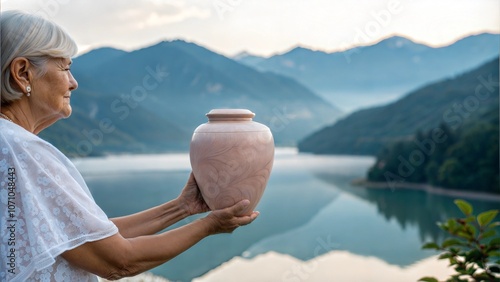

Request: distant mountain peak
left=290, top=46, right=310, bottom=52
left=288, top=45, right=323, bottom=54
left=273, top=45, right=330, bottom=59
left=76, top=46, right=127, bottom=58
left=383, top=36, right=415, bottom=47
left=148, top=39, right=206, bottom=51
left=156, top=39, right=190, bottom=47
left=232, top=51, right=263, bottom=60
left=371, top=35, right=429, bottom=51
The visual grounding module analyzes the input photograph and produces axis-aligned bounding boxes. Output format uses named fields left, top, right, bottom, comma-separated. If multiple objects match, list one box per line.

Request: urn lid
left=206, top=109, right=255, bottom=121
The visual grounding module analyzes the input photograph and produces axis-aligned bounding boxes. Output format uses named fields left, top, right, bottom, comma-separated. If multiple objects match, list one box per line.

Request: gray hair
left=1, top=10, right=78, bottom=105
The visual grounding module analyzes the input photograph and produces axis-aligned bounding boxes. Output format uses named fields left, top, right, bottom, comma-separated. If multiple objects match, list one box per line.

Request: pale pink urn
left=189, top=109, right=274, bottom=215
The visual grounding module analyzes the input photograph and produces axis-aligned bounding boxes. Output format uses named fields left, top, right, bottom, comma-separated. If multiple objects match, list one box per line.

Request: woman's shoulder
left=0, top=120, right=68, bottom=162
left=1, top=120, right=50, bottom=146
left=0, top=120, right=88, bottom=194
left=1, top=119, right=41, bottom=140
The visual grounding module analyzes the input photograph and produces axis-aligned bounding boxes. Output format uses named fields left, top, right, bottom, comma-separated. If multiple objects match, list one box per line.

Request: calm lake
left=72, top=148, right=499, bottom=282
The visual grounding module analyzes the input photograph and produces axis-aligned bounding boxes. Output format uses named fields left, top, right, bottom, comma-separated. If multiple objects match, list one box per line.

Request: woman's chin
left=59, top=106, right=72, bottom=119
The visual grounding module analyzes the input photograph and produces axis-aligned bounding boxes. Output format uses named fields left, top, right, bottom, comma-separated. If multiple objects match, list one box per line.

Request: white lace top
left=0, top=120, right=118, bottom=281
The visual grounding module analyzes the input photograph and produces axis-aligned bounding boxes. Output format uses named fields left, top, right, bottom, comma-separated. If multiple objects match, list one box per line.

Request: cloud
left=2, top=0, right=498, bottom=56
left=2, top=0, right=211, bottom=33
left=2, top=0, right=213, bottom=53
left=134, top=8, right=211, bottom=30
left=117, top=1, right=212, bottom=30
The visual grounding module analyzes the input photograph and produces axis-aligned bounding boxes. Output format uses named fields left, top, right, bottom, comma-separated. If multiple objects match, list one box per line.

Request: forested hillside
left=298, top=58, right=499, bottom=157
left=367, top=102, right=499, bottom=193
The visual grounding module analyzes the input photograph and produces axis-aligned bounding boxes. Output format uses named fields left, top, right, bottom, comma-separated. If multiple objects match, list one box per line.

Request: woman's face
left=30, top=57, right=78, bottom=119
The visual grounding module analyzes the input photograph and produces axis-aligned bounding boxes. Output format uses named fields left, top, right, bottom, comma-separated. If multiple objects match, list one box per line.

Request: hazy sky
left=2, top=0, right=499, bottom=57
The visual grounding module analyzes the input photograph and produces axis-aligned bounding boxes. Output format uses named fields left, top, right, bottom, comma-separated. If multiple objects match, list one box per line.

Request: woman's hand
left=177, top=172, right=259, bottom=234
left=177, top=172, right=210, bottom=216
left=204, top=199, right=260, bottom=234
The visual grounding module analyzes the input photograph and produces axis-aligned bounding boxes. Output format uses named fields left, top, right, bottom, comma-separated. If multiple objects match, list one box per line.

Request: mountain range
left=40, top=40, right=340, bottom=156
left=236, top=33, right=499, bottom=111
left=298, top=57, right=499, bottom=155
left=39, top=33, right=499, bottom=157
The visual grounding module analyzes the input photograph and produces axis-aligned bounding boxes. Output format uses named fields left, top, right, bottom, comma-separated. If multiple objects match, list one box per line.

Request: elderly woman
left=0, top=10, right=258, bottom=282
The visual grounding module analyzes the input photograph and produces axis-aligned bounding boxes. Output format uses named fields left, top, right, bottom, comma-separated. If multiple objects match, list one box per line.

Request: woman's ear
left=10, top=57, right=33, bottom=93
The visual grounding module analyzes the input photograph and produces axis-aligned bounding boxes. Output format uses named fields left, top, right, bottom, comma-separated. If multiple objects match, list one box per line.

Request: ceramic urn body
left=189, top=109, right=274, bottom=215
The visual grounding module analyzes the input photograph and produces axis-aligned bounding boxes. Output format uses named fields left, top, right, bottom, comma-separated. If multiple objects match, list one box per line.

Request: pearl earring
left=26, top=85, right=31, bottom=97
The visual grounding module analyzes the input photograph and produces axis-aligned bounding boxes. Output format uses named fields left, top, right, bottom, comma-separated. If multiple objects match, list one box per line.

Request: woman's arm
left=110, top=173, right=210, bottom=238
left=62, top=199, right=258, bottom=280
left=110, top=197, right=189, bottom=238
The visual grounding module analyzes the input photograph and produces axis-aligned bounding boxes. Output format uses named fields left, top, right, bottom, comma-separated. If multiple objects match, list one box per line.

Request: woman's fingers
left=177, top=172, right=210, bottom=215
left=235, top=211, right=260, bottom=227
left=230, top=199, right=250, bottom=214
left=205, top=199, right=259, bottom=234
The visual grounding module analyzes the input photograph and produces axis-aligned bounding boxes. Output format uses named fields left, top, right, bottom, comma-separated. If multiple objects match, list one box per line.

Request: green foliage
left=419, top=199, right=500, bottom=282
left=455, top=200, right=473, bottom=216
left=367, top=112, right=499, bottom=194
left=441, top=123, right=500, bottom=192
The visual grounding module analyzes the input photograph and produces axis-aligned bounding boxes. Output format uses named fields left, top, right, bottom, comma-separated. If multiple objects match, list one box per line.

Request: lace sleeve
left=1, top=122, right=118, bottom=281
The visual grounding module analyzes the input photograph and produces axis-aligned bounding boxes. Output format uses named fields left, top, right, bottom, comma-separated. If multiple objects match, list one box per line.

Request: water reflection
left=78, top=151, right=499, bottom=281
left=314, top=172, right=500, bottom=245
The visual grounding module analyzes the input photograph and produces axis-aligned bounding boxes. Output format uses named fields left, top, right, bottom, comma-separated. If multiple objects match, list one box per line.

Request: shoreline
left=351, top=178, right=500, bottom=202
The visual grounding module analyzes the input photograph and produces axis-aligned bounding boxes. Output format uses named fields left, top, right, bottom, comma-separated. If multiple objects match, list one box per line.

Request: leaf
left=454, top=199, right=473, bottom=216
left=449, top=256, right=458, bottom=265
left=437, top=222, right=448, bottom=232
left=480, top=229, right=496, bottom=240
left=487, top=221, right=500, bottom=228
left=457, top=231, right=473, bottom=241
left=438, top=252, right=453, bottom=260
left=465, top=215, right=476, bottom=223
left=477, top=260, right=485, bottom=268
left=466, top=265, right=477, bottom=275
left=448, top=218, right=458, bottom=227
left=442, top=238, right=463, bottom=248
left=465, top=224, right=477, bottom=238
left=477, top=210, right=499, bottom=227
left=418, top=277, right=439, bottom=282
left=422, top=242, right=440, bottom=250
left=488, top=251, right=500, bottom=257
left=490, top=237, right=500, bottom=246
left=454, top=263, right=466, bottom=273
left=465, top=249, right=483, bottom=261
